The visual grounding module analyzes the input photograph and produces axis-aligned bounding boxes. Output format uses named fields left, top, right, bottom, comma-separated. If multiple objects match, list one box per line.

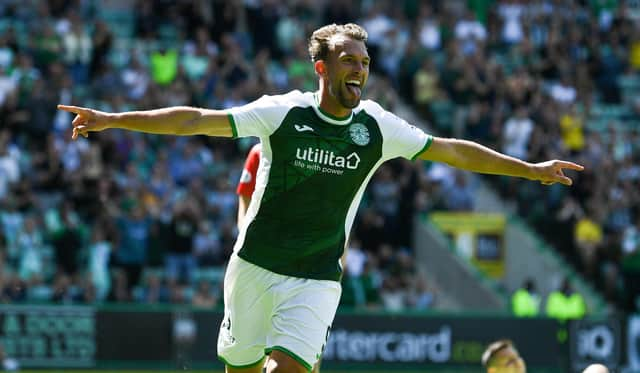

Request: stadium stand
left=0, top=0, right=638, bottom=316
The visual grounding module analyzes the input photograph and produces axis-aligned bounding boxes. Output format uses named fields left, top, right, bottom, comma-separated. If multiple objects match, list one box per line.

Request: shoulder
left=256, top=90, right=314, bottom=109
left=355, top=99, right=386, bottom=117
left=355, top=99, right=407, bottom=128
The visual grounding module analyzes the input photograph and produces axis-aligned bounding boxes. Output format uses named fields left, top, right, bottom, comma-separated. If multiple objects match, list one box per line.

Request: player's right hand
left=57, top=104, right=111, bottom=140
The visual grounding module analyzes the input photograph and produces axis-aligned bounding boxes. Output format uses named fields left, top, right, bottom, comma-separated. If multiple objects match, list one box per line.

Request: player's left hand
left=531, top=160, right=584, bottom=186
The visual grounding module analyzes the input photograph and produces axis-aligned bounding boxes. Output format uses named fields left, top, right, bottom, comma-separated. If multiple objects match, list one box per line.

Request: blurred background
left=0, top=0, right=639, bottom=372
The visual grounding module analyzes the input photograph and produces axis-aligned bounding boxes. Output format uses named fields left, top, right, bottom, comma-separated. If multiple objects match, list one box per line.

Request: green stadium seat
left=100, top=9, right=134, bottom=39
left=157, top=24, right=179, bottom=43
left=107, top=39, right=133, bottom=69
left=585, top=119, right=607, bottom=132
left=618, top=74, right=640, bottom=90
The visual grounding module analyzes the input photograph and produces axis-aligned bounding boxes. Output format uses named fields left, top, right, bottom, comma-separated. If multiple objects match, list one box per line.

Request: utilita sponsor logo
left=295, top=147, right=360, bottom=169
left=322, top=327, right=451, bottom=363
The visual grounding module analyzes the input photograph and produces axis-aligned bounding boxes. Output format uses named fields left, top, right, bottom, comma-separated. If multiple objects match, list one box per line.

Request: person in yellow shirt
left=559, top=105, right=585, bottom=154
left=150, top=47, right=178, bottom=86
left=511, top=278, right=540, bottom=317
left=575, top=211, right=604, bottom=277
left=545, top=278, right=586, bottom=321
left=413, top=58, right=442, bottom=124
left=630, top=32, right=640, bottom=70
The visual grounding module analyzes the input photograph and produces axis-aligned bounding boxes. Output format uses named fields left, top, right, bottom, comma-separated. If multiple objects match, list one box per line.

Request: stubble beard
left=329, top=83, right=360, bottom=110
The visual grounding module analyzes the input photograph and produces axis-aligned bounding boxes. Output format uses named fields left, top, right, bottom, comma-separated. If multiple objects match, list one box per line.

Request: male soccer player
left=237, top=144, right=325, bottom=373
left=482, top=339, right=610, bottom=373
left=59, top=23, right=583, bottom=373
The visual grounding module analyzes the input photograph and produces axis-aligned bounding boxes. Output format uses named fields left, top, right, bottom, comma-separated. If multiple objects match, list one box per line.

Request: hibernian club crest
left=349, top=123, right=370, bottom=146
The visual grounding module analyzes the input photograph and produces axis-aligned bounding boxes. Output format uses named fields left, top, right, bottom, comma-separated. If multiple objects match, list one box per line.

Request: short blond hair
left=308, top=23, right=368, bottom=62
left=482, top=339, right=514, bottom=368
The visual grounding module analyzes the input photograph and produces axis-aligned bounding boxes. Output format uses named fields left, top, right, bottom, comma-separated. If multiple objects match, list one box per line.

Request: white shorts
left=217, top=254, right=341, bottom=372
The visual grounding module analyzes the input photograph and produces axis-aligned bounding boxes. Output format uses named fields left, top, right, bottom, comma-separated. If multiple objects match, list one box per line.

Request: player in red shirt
left=236, top=143, right=262, bottom=227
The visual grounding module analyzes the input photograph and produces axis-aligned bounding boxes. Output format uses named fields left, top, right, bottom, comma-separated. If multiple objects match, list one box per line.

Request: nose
left=351, top=59, right=366, bottom=73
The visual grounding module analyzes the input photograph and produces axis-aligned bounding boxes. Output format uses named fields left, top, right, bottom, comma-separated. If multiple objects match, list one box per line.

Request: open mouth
left=345, top=79, right=362, bottom=97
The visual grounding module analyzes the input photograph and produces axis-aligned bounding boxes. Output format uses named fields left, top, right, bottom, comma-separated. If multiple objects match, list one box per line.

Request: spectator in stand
left=193, top=220, right=223, bottom=267
left=0, top=130, right=21, bottom=201
left=137, top=271, right=169, bottom=304
left=51, top=273, right=74, bottom=304
left=545, top=278, right=587, bottom=321
left=166, top=200, right=199, bottom=286
left=502, top=106, right=534, bottom=161
left=408, top=275, right=435, bottom=310
left=51, top=202, right=82, bottom=277
left=370, top=164, right=401, bottom=238
left=416, top=4, right=441, bottom=51
left=549, top=73, right=577, bottom=107
left=456, top=10, right=487, bottom=57
left=0, top=0, right=635, bottom=313
left=380, top=275, right=406, bottom=311
left=150, top=45, right=178, bottom=87
left=574, top=209, right=605, bottom=277
left=2, top=274, right=26, bottom=303
left=497, top=0, right=525, bottom=45
left=192, top=279, right=217, bottom=308
left=444, top=171, right=474, bottom=211
left=88, top=225, right=112, bottom=301
left=62, top=13, right=92, bottom=85
left=114, top=202, right=151, bottom=295
left=16, top=215, right=45, bottom=283
left=413, top=58, right=441, bottom=125
left=559, top=104, right=585, bottom=155
left=511, top=278, right=540, bottom=317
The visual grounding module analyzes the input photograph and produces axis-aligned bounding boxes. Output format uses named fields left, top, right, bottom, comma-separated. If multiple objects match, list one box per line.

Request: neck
left=317, top=83, right=352, bottom=119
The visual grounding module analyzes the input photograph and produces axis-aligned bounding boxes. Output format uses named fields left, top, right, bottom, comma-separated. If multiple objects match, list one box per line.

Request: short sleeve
left=378, top=108, right=433, bottom=161
left=227, top=95, right=289, bottom=138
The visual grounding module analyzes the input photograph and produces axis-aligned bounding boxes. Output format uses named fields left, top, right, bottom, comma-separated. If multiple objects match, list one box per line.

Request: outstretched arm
left=58, top=105, right=233, bottom=139
left=419, top=137, right=584, bottom=185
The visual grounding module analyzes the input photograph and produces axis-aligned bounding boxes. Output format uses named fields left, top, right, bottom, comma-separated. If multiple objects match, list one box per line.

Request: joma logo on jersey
left=295, top=147, right=360, bottom=169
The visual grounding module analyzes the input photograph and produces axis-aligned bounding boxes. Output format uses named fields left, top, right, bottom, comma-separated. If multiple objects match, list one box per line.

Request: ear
left=314, top=60, right=326, bottom=77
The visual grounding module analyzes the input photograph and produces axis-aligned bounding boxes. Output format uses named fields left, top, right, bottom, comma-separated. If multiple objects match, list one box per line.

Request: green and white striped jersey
left=228, top=90, right=432, bottom=281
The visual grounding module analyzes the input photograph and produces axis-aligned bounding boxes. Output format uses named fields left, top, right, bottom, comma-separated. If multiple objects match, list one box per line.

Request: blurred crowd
left=394, top=0, right=640, bottom=311
left=0, top=0, right=639, bottom=314
left=0, top=0, right=435, bottom=312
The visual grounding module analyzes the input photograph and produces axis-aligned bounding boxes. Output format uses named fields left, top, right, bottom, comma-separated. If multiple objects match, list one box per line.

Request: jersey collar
left=312, top=91, right=353, bottom=125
